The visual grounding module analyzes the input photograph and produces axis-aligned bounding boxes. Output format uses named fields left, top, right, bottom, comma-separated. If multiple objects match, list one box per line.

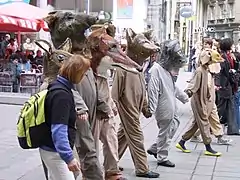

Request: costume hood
left=157, top=39, right=186, bottom=70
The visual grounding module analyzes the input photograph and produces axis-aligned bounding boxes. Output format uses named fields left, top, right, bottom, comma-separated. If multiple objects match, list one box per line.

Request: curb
left=0, top=93, right=30, bottom=105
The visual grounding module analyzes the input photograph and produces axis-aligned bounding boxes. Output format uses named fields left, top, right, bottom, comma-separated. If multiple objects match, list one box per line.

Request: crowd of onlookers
left=0, top=34, right=44, bottom=92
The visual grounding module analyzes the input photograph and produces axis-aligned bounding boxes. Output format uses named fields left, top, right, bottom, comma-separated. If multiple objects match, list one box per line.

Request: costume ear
left=126, top=28, right=136, bottom=44
left=43, top=11, right=58, bottom=29
left=35, top=39, right=53, bottom=56
left=143, top=29, right=153, bottom=41
left=57, top=38, right=72, bottom=53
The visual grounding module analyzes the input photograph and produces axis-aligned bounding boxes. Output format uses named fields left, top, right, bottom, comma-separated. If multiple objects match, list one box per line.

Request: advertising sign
left=117, top=0, right=133, bottom=19
left=0, top=0, right=30, bottom=5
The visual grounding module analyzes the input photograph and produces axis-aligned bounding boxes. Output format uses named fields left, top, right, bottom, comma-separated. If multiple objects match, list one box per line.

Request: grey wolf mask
left=157, top=39, right=187, bottom=70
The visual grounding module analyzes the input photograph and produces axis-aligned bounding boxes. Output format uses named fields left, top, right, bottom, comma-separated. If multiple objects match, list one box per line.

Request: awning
left=0, top=14, right=48, bottom=32
left=0, top=2, right=49, bottom=19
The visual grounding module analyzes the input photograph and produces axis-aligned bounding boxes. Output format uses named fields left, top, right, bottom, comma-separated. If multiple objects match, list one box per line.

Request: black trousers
left=217, top=96, right=239, bottom=135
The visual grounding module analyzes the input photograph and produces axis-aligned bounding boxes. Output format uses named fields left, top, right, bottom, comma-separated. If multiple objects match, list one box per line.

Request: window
left=228, top=3, right=234, bottom=18
left=219, top=4, right=227, bottom=19
left=219, top=4, right=224, bottom=18
left=209, top=6, right=215, bottom=20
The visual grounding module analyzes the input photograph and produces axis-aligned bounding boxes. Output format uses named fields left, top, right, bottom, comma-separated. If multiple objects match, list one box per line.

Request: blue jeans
left=235, top=91, right=240, bottom=129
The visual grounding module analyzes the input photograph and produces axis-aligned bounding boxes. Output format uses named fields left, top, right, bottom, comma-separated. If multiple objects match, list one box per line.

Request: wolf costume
left=112, top=28, right=160, bottom=178
left=147, top=39, right=187, bottom=167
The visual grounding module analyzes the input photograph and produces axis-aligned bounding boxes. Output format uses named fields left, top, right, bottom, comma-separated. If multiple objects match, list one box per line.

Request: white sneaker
left=217, top=137, right=233, bottom=145
left=190, top=136, right=202, bottom=143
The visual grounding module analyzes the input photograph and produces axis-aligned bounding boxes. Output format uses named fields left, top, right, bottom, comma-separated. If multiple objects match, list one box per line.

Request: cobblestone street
left=1, top=72, right=240, bottom=180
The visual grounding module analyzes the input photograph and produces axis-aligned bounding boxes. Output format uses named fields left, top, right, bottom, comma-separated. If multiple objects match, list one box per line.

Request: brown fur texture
left=35, top=38, right=73, bottom=90
left=44, top=11, right=97, bottom=52
left=87, top=26, right=141, bottom=72
left=42, top=11, right=140, bottom=82
left=125, top=28, right=160, bottom=65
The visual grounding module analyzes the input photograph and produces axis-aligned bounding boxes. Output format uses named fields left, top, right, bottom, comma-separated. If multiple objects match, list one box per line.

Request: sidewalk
left=1, top=72, right=240, bottom=180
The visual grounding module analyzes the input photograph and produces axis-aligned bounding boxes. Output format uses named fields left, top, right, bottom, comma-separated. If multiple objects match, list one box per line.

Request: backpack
left=17, top=89, right=49, bottom=149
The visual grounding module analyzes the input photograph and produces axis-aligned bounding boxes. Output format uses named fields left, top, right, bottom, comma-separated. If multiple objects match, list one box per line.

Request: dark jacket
left=215, top=52, right=237, bottom=98
left=42, top=76, right=76, bottom=163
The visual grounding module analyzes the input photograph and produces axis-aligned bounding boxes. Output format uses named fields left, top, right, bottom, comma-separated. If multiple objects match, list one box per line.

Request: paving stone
left=192, top=175, right=212, bottom=180
left=215, top=166, right=240, bottom=173
left=213, top=172, right=240, bottom=178
left=213, top=177, right=240, bottom=180
left=197, top=157, right=216, bottom=166
left=194, top=165, right=214, bottom=176
left=3, top=72, right=240, bottom=180
left=156, top=172, right=191, bottom=180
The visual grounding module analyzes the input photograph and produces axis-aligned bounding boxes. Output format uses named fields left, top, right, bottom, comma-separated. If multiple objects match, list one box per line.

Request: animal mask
left=200, top=48, right=224, bottom=65
left=91, top=19, right=116, bottom=38
left=126, top=28, right=160, bottom=65
left=35, top=38, right=73, bottom=77
left=87, top=26, right=141, bottom=70
left=44, top=11, right=97, bottom=51
left=157, top=39, right=186, bottom=70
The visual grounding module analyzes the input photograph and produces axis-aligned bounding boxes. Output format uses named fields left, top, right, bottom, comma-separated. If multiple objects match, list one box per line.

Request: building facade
left=48, top=0, right=113, bottom=12
left=146, top=0, right=175, bottom=42
left=206, top=0, right=240, bottom=43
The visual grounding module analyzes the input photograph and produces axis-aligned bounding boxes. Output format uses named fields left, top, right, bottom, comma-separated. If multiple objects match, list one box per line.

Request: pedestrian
left=215, top=38, right=240, bottom=135
left=39, top=55, right=90, bottom=180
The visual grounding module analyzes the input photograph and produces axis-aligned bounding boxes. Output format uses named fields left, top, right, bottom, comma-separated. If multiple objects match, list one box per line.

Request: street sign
left=180, top=5, right=193, bottom=18
left=0, top=0, right=30, bottom=5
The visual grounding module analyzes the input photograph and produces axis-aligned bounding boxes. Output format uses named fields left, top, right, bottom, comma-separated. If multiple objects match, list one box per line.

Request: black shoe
left=157, top=160, right=175, bottom=167
left=119, top=166, right=124, bottom=171
left=136, top=171, right=159, bottom=178
left=147, top=150, right=157, bottom=159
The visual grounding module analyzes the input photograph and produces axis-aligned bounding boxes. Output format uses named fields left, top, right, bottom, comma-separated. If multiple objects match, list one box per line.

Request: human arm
left=175, top=86, right=189, bottom=104
left=147, top=67, right=161, bottom=114
left=185, top=70, right=202, bottom=97
left=72, top=88, right=89, bottom=121
left=72, top=88, right=88, bottom=115
left=50, top=91, right=75, bottom=164
left=96, top=90, right=112, bottom=119
left=111, top=68, right=125, bottom=107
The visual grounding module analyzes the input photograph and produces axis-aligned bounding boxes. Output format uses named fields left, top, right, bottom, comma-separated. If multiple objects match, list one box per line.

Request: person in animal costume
left=188, top=38, right=232, bottom=145
left=44, top=11, right=139, bottom=180
left=89, top=23, right=130, bottom=180
left=176, top=46, right=224, bottom=157
left=146, top=39, right=188, bottom=167
left=111, top=28, right=160, bottom=178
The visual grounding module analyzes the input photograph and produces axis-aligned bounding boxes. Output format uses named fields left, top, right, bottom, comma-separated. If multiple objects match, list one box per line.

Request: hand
left=112, top=107, right=118, bottom=116
left=229, top=69, right=236, bottom=73
left=143, top=109, right=152, bottom=118
left=215, top=86, right=221, bottom=91
left=184, top=89, right=193, bottom=98
left=98, top=111, right=110, bottom=120
left=182, top=98, right=189, bottom=104
left=67, top=158, right=80, bottom=172
left=77, top=113, right=88, bottom=121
